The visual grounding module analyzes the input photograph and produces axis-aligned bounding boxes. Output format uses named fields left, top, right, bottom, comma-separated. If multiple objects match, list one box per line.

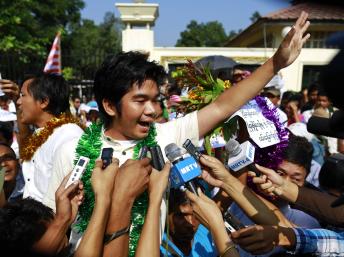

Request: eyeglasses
left=0, top=154, right=16, bottom=163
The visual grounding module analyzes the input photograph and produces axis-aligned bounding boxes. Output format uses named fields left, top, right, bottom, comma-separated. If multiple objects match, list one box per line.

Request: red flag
left=43, top=32, right=61, bottom=75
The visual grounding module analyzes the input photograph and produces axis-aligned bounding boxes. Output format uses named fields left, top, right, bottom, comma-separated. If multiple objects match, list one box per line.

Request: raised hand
left=148, top=162, right=171, bottom=204
left=248, top=164, right=288, bottom=197
left=273, top=11, right=310, bottom=72
left=113, top=157, right=152, bottom=201
left=91, top=158, right=119, bottom=199
left=186, top=189, right=239, bottom=257
left=199, top=155, right=232, bottom=188
left=232, top=225, right=279, bottom=255
left=55, top=173, right=84, bottom=225
left=186, top=188, right=223, bottom=227
left=0, top=79, right=20, bottom=101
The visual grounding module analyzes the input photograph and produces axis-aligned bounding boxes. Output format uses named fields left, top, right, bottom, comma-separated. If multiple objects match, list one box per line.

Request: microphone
left=225, top=139, right=260, bottom=176
left=149, top=145, right=165, bottom=171
left=164, top=143, right=202, bottom=194
left=183, top=139, right=202, bottom=161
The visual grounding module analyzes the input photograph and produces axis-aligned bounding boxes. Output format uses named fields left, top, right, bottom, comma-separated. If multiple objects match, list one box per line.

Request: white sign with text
left=227, top=99, right=280, bottom=148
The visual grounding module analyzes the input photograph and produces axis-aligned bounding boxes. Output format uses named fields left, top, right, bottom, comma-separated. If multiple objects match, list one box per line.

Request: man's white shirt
left=67, top=111, right=200, bottom=249
left=22, top=123, right=83, bottom=206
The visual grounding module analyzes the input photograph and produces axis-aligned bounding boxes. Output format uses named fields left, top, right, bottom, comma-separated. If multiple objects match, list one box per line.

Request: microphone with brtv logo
left=164, top=143, right=202, bottom=194
left=181, top=140, right=246, bottom=232
left=225, top=139, right=260, bottom=176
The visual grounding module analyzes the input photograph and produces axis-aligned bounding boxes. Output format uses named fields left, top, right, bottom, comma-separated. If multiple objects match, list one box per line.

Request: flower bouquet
left=171, top=60, right=237, bottom=154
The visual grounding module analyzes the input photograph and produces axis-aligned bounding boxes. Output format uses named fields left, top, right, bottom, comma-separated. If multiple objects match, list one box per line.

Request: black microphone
left=225, top=139, right=260, bottom=176
left=183, top=139, right=202, bottom=161
left=149, top=145, right=165, bottom=171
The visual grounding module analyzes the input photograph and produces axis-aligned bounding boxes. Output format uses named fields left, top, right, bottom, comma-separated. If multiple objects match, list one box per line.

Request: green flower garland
left=74, top=122, right=157, bottom=257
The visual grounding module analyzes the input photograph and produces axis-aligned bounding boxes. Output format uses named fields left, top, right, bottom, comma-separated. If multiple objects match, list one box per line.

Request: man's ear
left=102, top=99, right=118, bottom=118
left=40, top=98, right=49, bottom=110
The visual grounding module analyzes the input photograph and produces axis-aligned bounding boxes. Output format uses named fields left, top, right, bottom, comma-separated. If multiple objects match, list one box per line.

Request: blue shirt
left=160, top=224, right=217, bottom=257
left=293, top=227, right=344, bottom=256
left=8, top=169, right=25, bottom=203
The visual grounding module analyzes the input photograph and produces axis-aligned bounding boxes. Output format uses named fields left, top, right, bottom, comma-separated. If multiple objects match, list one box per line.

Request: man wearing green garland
left=45, top=12, right=310, bottom=257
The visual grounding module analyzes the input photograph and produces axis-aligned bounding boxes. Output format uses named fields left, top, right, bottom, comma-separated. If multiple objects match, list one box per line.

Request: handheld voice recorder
left=65, top=156, right=90, bottom=188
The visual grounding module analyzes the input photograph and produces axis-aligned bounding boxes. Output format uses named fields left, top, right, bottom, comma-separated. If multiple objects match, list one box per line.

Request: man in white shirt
left=44, top=12, right=311, bottom=257
left=14, top=74, right=84, bottom=204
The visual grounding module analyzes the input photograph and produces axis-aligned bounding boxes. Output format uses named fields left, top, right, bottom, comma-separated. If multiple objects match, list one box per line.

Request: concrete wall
left=150, top=46, right=339, bottom=91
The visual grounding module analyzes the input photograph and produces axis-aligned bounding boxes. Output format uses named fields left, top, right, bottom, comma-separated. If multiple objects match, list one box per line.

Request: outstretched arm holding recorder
left=186, top=188, right=240, bottom=257
left=199, top=155, right=292, bottom=227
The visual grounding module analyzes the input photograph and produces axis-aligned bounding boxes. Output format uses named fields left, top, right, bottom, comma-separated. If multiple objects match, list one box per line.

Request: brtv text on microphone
left=164, top=143, right=202, bottom=194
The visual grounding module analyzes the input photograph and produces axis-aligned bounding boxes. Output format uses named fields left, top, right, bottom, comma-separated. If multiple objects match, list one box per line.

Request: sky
left=81, top=0, right=291, bottom=46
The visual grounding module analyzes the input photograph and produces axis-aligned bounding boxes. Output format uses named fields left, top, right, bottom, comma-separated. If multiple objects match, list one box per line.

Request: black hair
left=0, top=95, right=9, bottom=102
left=283, top=135, right=313, bottom=174
left=25, top=73, right=70, bottom=116
left=168, top=188, right=189, bottom=214
left=71, top=95, right=81, bottom=101
left=0, top=198, right=54, bottom=255
left=0, top=142, right=16, bottom=157
left=167, top=83, right=181, bottom=97
left=280, top=91, right=302, bottom=111
left=319, top=154, right=344, bottom=193
left=0, top=121, right=14, bottom=144
left=317, top=83, right=329, bottom=97
left=93, top=51, right=167, bottom=127
left=307, top=82, right=319, bottom=94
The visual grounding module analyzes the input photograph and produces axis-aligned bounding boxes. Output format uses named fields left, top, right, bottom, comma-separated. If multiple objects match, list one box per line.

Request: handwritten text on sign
left=226, top=99, right=280, bottom=148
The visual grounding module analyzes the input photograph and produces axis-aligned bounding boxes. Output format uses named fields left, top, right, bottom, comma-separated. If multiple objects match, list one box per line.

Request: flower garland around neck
left=20, top=113, right=84, bottom=161
left=74, top=122, right=157, bottom=257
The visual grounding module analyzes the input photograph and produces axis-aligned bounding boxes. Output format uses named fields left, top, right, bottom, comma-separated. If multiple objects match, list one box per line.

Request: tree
left=250, top=11, right=261, bottom=23
left=0, top=0, right=84, bottom=59
left=0, top=0, right=85, bottom=80
left=228, top=30, right=239, bottom=41
left=63, top=12, right=122, bottom=80
left=176, top=20, right=229, bottom=47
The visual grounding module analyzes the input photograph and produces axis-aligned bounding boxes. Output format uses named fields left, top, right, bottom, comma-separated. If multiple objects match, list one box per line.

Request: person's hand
left=185, top=188, right=224, bottom=229
left=113, top=157, right=152, bottom=201
left=199, top=155, right=231, bottom=188
left=148, top=162, right=171, bottom=204
left=55, top=173, right=84, bottom=225
left=232, top=225, right=279, bottom=255
left=0, top=79, right=20, bottom=101
left=287, top=102, right=298, bottom=113
left=248, top=164, right=287, bottom=197
left=91, top=158, right=119, bottom=199
left=273, top=11, right=310, bottom=72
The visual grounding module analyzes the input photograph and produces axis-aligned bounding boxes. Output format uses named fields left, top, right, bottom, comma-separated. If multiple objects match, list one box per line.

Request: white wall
left=150, top=46, right=339, bottom=91
left=122, top=29, right=154, bottom=53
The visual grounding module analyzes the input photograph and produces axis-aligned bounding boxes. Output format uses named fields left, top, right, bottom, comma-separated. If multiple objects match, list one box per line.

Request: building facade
left=116, top=1, right=343, bottom=91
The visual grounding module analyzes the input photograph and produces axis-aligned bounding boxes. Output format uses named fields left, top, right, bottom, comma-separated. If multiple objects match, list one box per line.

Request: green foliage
left=176, top=20, right=229, bottom=47
left=0, top=0, right=84, bottom=58
left=172, top=60, right=236, bottom=154
left=62, top=67, right=74, bottom=81
left=0, top=0, right=121, bottom=81
left=63, top=12, right=122, bottom=79
left=250, top=11, right=261, bottom=23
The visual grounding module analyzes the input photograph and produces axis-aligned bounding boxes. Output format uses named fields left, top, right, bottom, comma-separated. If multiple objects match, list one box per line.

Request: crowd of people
left=0, top=12, right=344, bottom=257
